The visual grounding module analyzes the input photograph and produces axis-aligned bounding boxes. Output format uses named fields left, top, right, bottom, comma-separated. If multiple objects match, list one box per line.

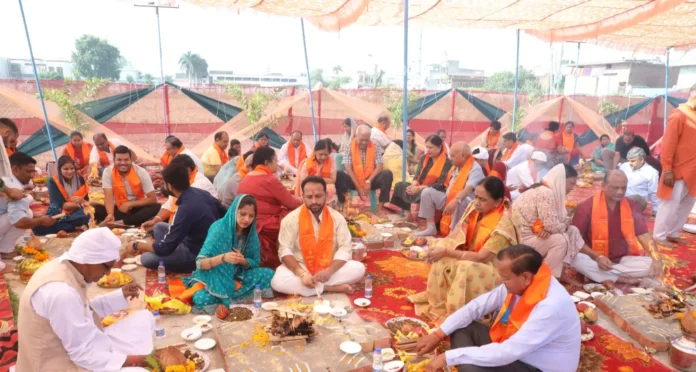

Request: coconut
left=681, top=310, right=696, bottom=335
left=26, top=235, right=42, bottom=249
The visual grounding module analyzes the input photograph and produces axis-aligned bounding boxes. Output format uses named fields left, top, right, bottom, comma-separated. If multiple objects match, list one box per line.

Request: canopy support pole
left=570, top=42, right=580, bottom=122
left=401, top=0, right=409, bottom=184
left=300, top=18, right=318, bottom=143
left=18, top=0, right=57, bottom=161
left=664, top=47, right=672, bottom=131
left=512, top=30, right=520, bottom=132
left=156, top=7, right=169, bottom=137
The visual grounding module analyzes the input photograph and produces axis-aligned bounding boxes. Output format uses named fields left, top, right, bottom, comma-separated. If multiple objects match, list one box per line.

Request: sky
left=2, top=0, right=696, bottom=80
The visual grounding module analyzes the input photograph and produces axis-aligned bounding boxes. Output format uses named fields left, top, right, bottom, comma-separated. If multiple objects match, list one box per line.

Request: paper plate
left=578, top=301, right=596, bottom=309
left=381, top=348, right=396, bottom=362
left=591, top=292, right=605, bottom=299
left=193, top=315, right=212, bottom=324
left=313, top=304, right=332, bottom=314
left=570, top=295, right=580, bottom=303
left=181, top=328, right=202, bottom=341
left=261, top=302, right=278, bottom=311
left=126, top=228, right=141, bottom=233
left=353, top=298, right=371, bottom=307
left=384, top=360, right=405, bottom=372
left=382, top=224, right=394, bottom=228
left=110, top=268, right=122, bottom=273
left=134, top=255, right=142, bottom=266
left=123, top=257, right=136, bottom=264
left=380, top=233, right=393, bottom=238
left=683, top=224, right=696, bottom=234
left=339, top=341, right=361, bottom=354
left=45, top=234, right=57, bottom=239
left=13, top=255, right=23, bottom=262
left=331, top=308, right=348, bottom=317
left=631, top=287, right=649, bottom=295
left=121, top=264, right=137, bottom=272
left=194, top=338, right=216, bottom=351
left=581, top=329, right=594, bottom=342
left=196, top=323, right=213, bottom=333
left=572, top=291, right=591, bottom=300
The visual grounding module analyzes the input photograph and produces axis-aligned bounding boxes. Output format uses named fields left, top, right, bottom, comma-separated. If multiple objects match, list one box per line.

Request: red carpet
left=0, top=274, right=18, bottom=372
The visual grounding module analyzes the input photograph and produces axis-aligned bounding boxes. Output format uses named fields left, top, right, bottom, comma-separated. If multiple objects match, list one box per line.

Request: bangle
left=154, top=216, right=162, bottom=222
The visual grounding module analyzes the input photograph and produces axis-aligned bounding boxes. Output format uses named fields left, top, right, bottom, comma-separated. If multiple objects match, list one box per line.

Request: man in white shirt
left=619, top=147, right=659, bottom=215
left=278, top=130, right=309, bottom=176
left=416, top=245, right=580, bottom=372
left=499, top=132, right=534, bottom=169
left=88, top=133, right=129, bottom=177
left=370, top=114, right=392, bottom=155
left=141, top=154, right=217, bottom=232
left=506, top=151, right=548, bottom=200
left=16, top=227, right=154, bottom=372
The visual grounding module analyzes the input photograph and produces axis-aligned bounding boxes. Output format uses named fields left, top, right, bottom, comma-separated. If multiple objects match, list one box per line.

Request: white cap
left=472, top=146, right=489, bottom=160
left=530, top=151, right=548, bottom=162
left=59, top=227, right=121, bottom=265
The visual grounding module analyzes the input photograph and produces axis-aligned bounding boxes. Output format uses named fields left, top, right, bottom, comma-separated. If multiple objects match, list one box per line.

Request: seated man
left=390, top=135, right=452, bottom=221
left=142, top=154, right=217, bottom=232
left=499, top=132, right=534, bottom=169
left=88, top=133, right=129, bottom=177
left=481, top=120, right=501, bottom=150
left=506, top=151, right=547, bottom=200
left=201, top=131, right=229, bottom=182
left=415, top=143, right=484, bottom=237
left=619, top=147, right=659, bottom=215
left=278, top=130, right=309, bottom=176
left=437, top=129, right=450, bottom=155
left=415, top=245, right=580, bottom=372
left=16, top=228, right=154, bottom=371
left=471, top=146, right=490, bottom=173
left=371, top=114, right=392, bottom=156
left=160, top=136, right=203, bottom=170
left=221, top=152, right=253, bottom=208
left=129, top=162, right=225, bottom=273
left=94, top=146, right=161, bottom=226
left=61, top=131, right=93, bottom=178
left=336, top=124, right=394, bottom=216
left=571, top=170, right=662, bottom=285
left=271, top=176, right=365, bottom=296
left=603, top=128, right=661, bottom=173
left=0, top=118, right=19, bottom=157
left=0, top=153, right=56, bottom=261
left=213, top=146, right=240, bottom=196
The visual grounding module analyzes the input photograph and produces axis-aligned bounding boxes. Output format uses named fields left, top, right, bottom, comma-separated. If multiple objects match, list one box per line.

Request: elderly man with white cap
left=619, top=147, right=660, bottom=215
left=16, top=227, right=154, bottom=372
left=506, top=151, right=548, bottom=200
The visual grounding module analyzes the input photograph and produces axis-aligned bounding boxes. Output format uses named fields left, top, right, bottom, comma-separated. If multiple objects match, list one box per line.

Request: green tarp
left=77, top=86, right=156, bottom=124
left=253, top=127, right=286, bottom=149
left=17, top=124, right=69, bottom=156
left=577, top=98, right=655, bottom=146
left=457, top=90, right=506, bottom=122
left=407, top=90, right=451, bottom=121
left=178, top=86, right=243, bottom=122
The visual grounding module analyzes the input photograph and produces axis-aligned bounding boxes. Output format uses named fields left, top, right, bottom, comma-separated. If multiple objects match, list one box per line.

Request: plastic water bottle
left=253, top=285, right=262, bottom=309
left=372, top=347, right=383, bottom=372
left=154, top=311, right=165, bottom=338
left=365, top=274, right=373, bottom=298
left=157, top=261, right=166, bottom=284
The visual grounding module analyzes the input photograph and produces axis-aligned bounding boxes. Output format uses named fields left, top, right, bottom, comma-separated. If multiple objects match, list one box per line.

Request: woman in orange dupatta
left=390, top=135, right=452, bottom=220
left=295, top=139, right=337, bottom=202
left=33, top=156, right=90, bottom=236
left=61, top=131, right=93, bottom=178
left=409, top=177, right=518, bottom=322
left=559, top=121, right=584, bottom=166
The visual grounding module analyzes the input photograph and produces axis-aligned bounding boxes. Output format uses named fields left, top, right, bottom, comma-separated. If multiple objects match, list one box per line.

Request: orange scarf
left=419, top=150, right=447, bottom=186
left=591, top=191, right=642, bottom=257
left=168, top=168, right=198, bottom=223
left=253, top=165, right=274, bottom=175
left=213, top=144, right=228, bottom=165
left=490, top=170, right=502, bottom=180
left=160, top=146, right=185, bottom=167
left=531, top=182, right=551, bottom=233
left=561, top=132, right=575, bottom=152
left=484, top=162, right=491, bottom=176
left=65, top=143, right=92, bottom=168
left=350, top=139, right=376, bottom=188
left=298, top=205, right=334, bottom=275
left=98, top=142, right=115, bottom=167
left=375, top=123, right=387, bottom=134
left=5, top=148, right=14, bottom=156
left=462, top=202, right=505, bottom=253
left=111, top=166, right=146, bottom=208
left=288, top=142, right=308, bottom=168
left=489, top=263, right=553, bottom=343
left=487, top=130, right=500, bottom=148
left=52, top=175, right=88, bottom=214
left=238, top=163, right=249, bottom=179
left=306, top=153, right=332, bottom=178
left=440, top=157, right=474, bottom=236
left=501, top=142, right=519, bottom=161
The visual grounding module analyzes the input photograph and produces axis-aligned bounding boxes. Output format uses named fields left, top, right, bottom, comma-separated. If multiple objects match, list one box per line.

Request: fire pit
left=267, top=309, right=317, bottom=347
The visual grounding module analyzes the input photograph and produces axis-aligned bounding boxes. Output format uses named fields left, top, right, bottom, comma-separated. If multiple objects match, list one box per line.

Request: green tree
left=382, top=86, right=418, bottom=130
left=179, top=52, right=209, bottom=84
left=164, top=75, right=174, bottom=83
left=484, top=68, right=542, bottom=94
left=143, top=74, right=154, bottom=86
left=224, top=83, right=283, bottom=135
left=71, top=35, right=122, bottom=80
left=328, top=76, right=352, bottom=89
left=309, top=68, right=326, bottom=87
left=39, top=71, right=63, bottom=80
left=333, top=65, right=342, bottom=76
left=42, top=77, right=107, bottom=133
left=126, top=76, right=135, bottom=84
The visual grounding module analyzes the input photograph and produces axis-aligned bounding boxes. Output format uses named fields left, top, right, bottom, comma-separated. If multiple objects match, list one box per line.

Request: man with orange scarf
left=278, top=130, right=309, bottom=176
left=571, top=170, right=662, bottom=285
left=506, top=151, right=548, bottom=200
left=415, top=245, right=580, bottom=372
left=558, top=121, right=585, bottom=166
left=88, top=133, right=129, bottom=177
left=271, top=176, right=365, bottom=296
left=160, top=136, right=203, bottom=171
left=0, top=118, right=19, bottom=157
left=201, top=131, right=229, bottom=182
left=61, top=131, right=93, bottom=178
left=370, top=114, right=392, bottom=155
left=336, top=125, right=394, bottom=216
left=500, top=132, right=534, bottom=169
left=481, top=121, right=502, bottom=150
left=94, top=146, right=161, bottom=226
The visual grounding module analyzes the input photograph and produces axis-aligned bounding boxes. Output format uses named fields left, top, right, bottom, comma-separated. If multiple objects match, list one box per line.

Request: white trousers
left=654, top=180, right=696, bottom=240
left=0, top=213, right=25, bottom=253
left=271, top=261, right=366, bottom=297
left=571, top=253, right=653, bottom=283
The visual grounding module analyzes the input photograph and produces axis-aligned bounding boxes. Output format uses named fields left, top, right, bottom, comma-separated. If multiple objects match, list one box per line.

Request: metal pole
left=570, top=42, right=580, bottom=121
left=18, top=0, right=57, bottom=161
left=401, top=0, right=409, bottom=183
left=155, top=7, right=169, bottom=137
left=512, top=30, right=520, bottom=132
left=300, top=18, right=318, bottom=143
left=664, top=47, right=671, bottom=130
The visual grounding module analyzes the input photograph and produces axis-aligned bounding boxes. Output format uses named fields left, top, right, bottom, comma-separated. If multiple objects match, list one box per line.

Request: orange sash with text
left=298, top=205, right=334, bottom=275
left=440, top=157, right=474, bottom=236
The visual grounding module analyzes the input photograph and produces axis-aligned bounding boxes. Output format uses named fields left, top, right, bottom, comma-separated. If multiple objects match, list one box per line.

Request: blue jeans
left=140, top=222, right=197, bottom=273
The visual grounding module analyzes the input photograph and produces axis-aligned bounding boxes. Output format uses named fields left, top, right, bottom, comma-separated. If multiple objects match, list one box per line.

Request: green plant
left=71, top=35, right=122, bottom=80
left=9, top=286, right=18, bottom=324
left=382, top=86, right=418, bottom=130
left=39, top=71, right=63, bottom=80
left=126, top=76, right=134, bottom=84
left=143, top=74, right=154, bottom=86
left=598, top=100, right=620, bottom=116
left=41, top=77, right=107, bottom=133
left=224, top=83, right=284, bottom=134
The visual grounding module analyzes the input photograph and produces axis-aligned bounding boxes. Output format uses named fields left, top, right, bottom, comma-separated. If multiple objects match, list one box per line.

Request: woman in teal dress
left=590, top=134, right=615, bottom=172
left=184, top=194, right=274, bottom=308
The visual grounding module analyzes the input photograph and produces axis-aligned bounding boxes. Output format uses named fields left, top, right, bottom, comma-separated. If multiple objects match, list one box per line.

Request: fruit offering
left=215, top=305, right=229, bottom=320
left=97, top=272, right=133, bottom=288
left=145, top=294, right=191, bottom=315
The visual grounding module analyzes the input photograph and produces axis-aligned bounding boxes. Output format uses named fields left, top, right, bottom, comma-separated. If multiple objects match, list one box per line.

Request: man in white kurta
left=500, top=133, right=535, bottom=169
left=15, top=227, right=154, bottom=372
left=278, top=131, right=310, bottom=176
left=506, top=151, right=547, bottom=200
left=271, top=176, right=365, bottom=297
left=370, top=115, right=392, bottom=156
left=619, top=147, right=659, bottom=214
left=89, top=134, right=128, bottom=175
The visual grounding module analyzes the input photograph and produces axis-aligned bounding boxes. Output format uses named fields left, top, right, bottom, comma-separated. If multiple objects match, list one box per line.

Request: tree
left=328, top=76, right=352, bottom=89
left=126, top=76, right=135, bottom=84
left=224, top=83, right=283, bottom=133
left=71, top=35, right=122, bottom=80
left=333, top=65, right=342, bottom=76
left=179, top=52, right=209, bottom=85
left=39, top=71, right=63, bottom=80
left=483, top=67, right=542, bottom=94
left=164, top=75, right=174, bottom=83
left=143, top=74, right=154, bottom=86
left=373, top=65, right=385, bottom=88
left=309, top=69, right=326, bottom=87
left=42, top=77, right=107, bottom=133
left=382, top=86, right=418, bottom=130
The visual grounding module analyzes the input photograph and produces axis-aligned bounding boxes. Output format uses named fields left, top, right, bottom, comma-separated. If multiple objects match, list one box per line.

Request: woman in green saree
left=184, top=194, right=274, bottom=308
left=590, top=134, right=615, bottom=172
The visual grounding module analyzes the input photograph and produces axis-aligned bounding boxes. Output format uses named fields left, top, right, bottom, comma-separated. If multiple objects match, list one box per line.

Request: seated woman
left=408, top=177, right=517, bottom=323
left=590, top=134, right=614, bottom=172
left=33, top=156, right=90, bottom=236
left=511, top=164, right=584, bottom=285
left=182, top=194, right=274, bottom=308
left=237, top=146, right=302, bottom=269
left=559, top=121, right=584, bottom=166
left=295, top=139, right=337, bottom=202
left=390, top=135, right=451, bottom=220
left=535, top=121, right=562, bottom=165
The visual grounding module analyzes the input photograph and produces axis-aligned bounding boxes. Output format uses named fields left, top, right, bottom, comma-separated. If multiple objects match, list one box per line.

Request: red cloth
left=482, top=161, right=511, bottom=200
left=571, top=196, right=648, bottom=262
left=237, top=174, right=302, bottom=268
left=535, top=131, right=561, bottom=152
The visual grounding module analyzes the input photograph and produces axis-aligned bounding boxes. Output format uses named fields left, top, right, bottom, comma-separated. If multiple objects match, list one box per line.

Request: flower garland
left=22, top=246, right=50, bottom=261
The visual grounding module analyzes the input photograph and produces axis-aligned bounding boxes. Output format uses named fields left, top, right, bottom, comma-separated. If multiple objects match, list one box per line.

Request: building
left=200, top=70, right=308, bottom=87
left=563, top=59, right=679, bottom=96
left=424, top=60, right=485, bottom=90
left=0, top=57, right=73, bottom=79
